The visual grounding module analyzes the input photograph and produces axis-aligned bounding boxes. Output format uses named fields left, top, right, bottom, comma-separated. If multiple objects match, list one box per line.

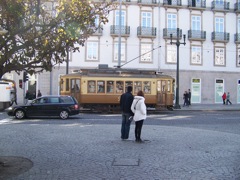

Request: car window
left=48, top=97, right=60, bottom=103
left=60, top=97, right=73, bottom=103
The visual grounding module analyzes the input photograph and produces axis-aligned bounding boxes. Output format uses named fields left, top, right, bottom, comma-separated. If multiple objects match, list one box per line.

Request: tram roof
left=61, top=68, right=174, bottom=79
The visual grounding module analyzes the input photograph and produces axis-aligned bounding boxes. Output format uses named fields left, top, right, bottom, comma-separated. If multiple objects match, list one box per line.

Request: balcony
left=188, top=0, right=206, bottom=10
left=234, top=3, right=240, bottom=13
left=163, top=0, right=182, bottom=8
left=91, top=26, right=103, bottom=36
left=188, top=30, right=206, bottom=41
left=163, top=28, right=182, bottom=39
left=110, top=25, right=130, bottom=37
left=137, top=0, right=157, bottom=6
left=211, top=32, right=229, bottom=43
left=137, top=27, right=156, bottom=38
left=234, top=33, right=240, bottom=44
left=211, top=1, right=230, bottom=12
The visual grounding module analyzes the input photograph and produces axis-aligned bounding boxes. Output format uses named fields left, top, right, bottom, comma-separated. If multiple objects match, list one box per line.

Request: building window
left=237, top=49, right=240, bottom=67
left=142, top=12, right=152, bottom=27
left=86, top=42, right=98, bottom=61
left=114, top=42, right=126, bottom=62
left=115, top=10, right=126, bottom=26
left=140, top=44, right=152, bottom=63
left=215, top=17, right=224, bottom=33
left=191, top=46, right=202, bottom=65
left=238, top=18, right=240, bottom=34
left=214, top=47, right=225, bottom=66
left=167, top=14, right=177, bottom=29
left=167, top=44, right=176, bottom=63
left=191, top=15, right=201, bottom=31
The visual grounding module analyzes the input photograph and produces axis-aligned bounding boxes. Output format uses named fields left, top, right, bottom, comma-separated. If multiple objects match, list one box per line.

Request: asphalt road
left=0, top=111, right=240, bottom=179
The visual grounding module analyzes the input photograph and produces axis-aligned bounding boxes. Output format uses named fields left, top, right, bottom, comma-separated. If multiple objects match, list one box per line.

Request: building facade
left=3, top=0, right=240, bottom=105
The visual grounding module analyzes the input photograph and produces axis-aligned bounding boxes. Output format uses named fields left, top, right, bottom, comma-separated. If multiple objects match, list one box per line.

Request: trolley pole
left=170, top=28, right=186, bottom=109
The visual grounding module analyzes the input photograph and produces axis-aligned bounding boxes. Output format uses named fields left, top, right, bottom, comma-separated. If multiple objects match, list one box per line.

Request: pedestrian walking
left=120, top=86, right=134, bottom=140
left=188, top=89, right=191, bottom=105
left=226, top=92, right=232, bottom=105
left=222, top=92, right=226, bottom=105
left=37, top=90, right=42, bottom=97
left=183, top=91, right=189, bottom=107
left=131, top=90, right=147, bottom=143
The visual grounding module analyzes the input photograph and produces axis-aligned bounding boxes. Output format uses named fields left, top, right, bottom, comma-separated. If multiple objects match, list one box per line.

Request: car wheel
left=59, top=110, right=69, bottom=119
left=15, top=109, right=25, bottom=119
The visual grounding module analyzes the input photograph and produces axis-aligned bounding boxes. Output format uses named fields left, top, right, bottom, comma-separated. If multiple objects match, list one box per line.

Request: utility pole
left=170, top=28, right=186, bottom=109
left=117, top=0, right=122, bottom=68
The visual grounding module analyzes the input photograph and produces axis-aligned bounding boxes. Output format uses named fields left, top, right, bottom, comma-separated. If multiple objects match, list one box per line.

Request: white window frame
left=237, top=49, right=240, bottom=67
left=215, top=17, right=224, bottom=33
left=191, top=15, right=201, bottom=31
left=167, top=44, right=176, bottom=63
left=142, top=12, right=152, bottom=28
left=238, top=18, right=240, bottom=34
left=114, top=42, right=126, bottom=62
left=115, top=10, right=126, bottom=26
left=191, top=46, right=202, bottom=65
left=86, top=41, right=98, bottom=61
left=167, top=13, right=177, bottom=29
left=140, top=43, right=152, bottom=63
left=214, top=47, right=225, bottom=66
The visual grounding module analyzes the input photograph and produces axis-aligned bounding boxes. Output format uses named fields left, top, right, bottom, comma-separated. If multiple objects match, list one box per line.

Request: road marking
left=0, top=118, right=11, bottom=124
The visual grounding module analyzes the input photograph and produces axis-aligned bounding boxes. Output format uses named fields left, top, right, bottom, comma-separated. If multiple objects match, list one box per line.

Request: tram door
left=70, top=79, right=81, bottom=103
left=157, top=80, right=167, bottom=105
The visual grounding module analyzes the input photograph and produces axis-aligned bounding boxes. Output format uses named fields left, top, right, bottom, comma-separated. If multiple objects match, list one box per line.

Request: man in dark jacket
left=120, top=86, right=134, bottom=140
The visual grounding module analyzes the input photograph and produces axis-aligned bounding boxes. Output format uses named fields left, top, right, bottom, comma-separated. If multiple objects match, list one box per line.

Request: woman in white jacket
left=131, top=90, right=147, bottom=142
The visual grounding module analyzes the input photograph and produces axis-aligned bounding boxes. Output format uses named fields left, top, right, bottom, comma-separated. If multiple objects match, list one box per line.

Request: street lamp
left=170, top=28, right=186, bottom=109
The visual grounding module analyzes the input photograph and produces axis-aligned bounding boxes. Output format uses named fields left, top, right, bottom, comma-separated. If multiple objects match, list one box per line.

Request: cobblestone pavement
left=0, top=111, right=240, bottom=180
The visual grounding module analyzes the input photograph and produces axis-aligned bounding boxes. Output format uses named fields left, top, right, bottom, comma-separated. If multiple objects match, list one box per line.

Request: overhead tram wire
left=115, top=45, right=161, bottom=68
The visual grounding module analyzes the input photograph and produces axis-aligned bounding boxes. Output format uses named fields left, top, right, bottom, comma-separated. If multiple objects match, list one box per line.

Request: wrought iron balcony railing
left=188, top=30, right=206, bottom=41
left=188, top=0, right=206, bottom=9
left=110, top=25, right=130, bottom=37
left=91, top=25, right=103, bottom=36
left=163, top=0, right=182, bottom=6
left=234, top=3, right=240, bottom=12
left=163, top=28, right=182, bottom=39
left=234, top=33, right=240, bottom=44
left=137, top=0, right=157, bottom=5
left=137, top=27, right=156, bottom=38
left=211, top=32, right=229, bottom=43
left=211, top=1, right=230, bottom=11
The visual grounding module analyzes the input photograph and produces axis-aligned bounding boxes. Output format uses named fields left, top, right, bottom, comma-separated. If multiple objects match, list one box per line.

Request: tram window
left=60, top=79, right=64, bottom=91
left=71, top=79, right=80, bottom=92
left=143, top=81, right=151, bottom=94
left=88, top=81, right=96, bottom=93
left=66, top=79, right=69, bottom=91
left=167, top=80, right=171, bottom=92
left=107, top=81, right=114, bottom=93
left=125, top=81, right=133, bottom=92
left=157, top=81, right=161, bottom=92
left=116, top=81, right=123, bottom=93
left=97, top=81, right=105, bottom=93
left=134, top=81, right=142, bottom=94
left=162, top=81, right=166, bottom=92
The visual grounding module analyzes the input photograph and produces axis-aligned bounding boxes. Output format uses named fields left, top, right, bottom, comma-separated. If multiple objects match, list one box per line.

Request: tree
left=0, top=0, right=114, bottom=78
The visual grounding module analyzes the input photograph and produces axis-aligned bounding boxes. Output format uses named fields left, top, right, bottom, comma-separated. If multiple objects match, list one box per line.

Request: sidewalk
left=176, top=103, right=240, bottom=111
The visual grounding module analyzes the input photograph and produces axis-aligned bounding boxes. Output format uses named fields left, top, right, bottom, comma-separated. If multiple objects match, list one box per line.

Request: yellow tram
left=60, top=68, right=174, bottom=111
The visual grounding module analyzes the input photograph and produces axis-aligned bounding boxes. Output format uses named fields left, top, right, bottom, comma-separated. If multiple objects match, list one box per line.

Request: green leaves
left=0, top=0, right=113, bottom=78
